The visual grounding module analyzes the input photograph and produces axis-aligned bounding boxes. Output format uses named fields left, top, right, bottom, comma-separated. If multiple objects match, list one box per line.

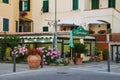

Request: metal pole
left=41, top=55, right=43, bottom=68
left=107, top=51, right=110, bottom=72
left=107, top=34, right=110, bottom=72
left=54, top=0, right=57, bottom=50
left=13, top=54, right=16, bottom=72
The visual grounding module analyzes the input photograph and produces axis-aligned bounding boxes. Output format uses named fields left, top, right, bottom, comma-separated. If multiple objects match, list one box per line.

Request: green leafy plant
left=94, top=45, right=101, bottom=56
left=3, top=32, right=20, bottom=48
left=73, top=43, right=88, bottom=57
left=102, top=49, right=109, bottom=56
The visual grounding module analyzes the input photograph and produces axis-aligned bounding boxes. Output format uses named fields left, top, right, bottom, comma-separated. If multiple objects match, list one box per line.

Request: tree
left=3, top=32, right=20, bottom=48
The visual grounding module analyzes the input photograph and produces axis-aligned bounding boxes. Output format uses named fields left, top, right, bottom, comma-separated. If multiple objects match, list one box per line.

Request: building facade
left=1, top=0, right=120, bottom=61
left=31, top=0, right=120, bottom=33
left=31, top=0, right=120, bottom=61
left=0, top=0, right=19, bottom=32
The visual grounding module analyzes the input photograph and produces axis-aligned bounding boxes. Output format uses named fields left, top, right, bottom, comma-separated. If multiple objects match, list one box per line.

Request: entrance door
left=112, top=45, right=120, bottom=61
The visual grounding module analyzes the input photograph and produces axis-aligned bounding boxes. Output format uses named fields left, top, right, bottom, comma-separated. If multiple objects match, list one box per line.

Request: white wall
left=99, top=0, right=108, bottom=8
left=32, top=0, right=120, bottom=33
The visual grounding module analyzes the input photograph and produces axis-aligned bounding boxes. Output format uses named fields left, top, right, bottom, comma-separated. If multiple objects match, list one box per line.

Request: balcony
left=83, top=8, right=113, bottom=18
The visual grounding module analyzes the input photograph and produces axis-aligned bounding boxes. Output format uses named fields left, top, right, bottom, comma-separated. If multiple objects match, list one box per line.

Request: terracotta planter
left=27, top=55, right=41, bottom=69
left=75, top=57, right=83, bottom=65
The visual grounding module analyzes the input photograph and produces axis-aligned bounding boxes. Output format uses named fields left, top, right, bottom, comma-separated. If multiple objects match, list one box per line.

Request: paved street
left=0, top=61, right=120, bottom=80
left=0, top=61, right=120, bottom=75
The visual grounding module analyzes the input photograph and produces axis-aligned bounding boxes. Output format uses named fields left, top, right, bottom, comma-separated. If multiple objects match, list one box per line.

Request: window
left=43, top=26, right=48, bottom=32
left=91, top=0, right=99, bottom=9
left=41, top=0, right=49, bottom=12
left=3, top=18, right=9, bottom=31
left=16, top=21, right=18, bottom=32
left=108, top=0, right=116, bottom=8
left=19, top=22, right=31, bottom=32
left=2, top=0, right=9, bottom=4
left=19, top=0, right=30, bottom=11
left=73, top=0, right=78, bottom=10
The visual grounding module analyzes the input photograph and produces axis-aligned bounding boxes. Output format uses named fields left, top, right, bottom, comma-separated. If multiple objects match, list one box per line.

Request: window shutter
left=27, top=0, right=30, bottom=11
left=3, top=0, right=9, bottom=4
left=42, top=0, right=49, bottom=12
left=16, top=21, right=18, bottom=32
left=3, top=18, right=9, bottom=31
left=19, top=0, right=22, bottom=11
left=92, top=0, right=99, bottom=9
left=73, top=0, right=78, bottom=10
left=108, top=0, right=116, bottom=8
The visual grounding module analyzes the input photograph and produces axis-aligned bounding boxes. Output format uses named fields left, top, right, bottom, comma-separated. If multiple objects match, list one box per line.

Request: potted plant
left=20, top=11, right=28, bottom=17
left=73, top=43, right=88, bottom=65
left=26, top=47, right=43, bottom=69
left=89, top=28, right=95, bottom=34
left=98, top=30, right=106, bottom=34
left=102, top=49, right=109, bottom=60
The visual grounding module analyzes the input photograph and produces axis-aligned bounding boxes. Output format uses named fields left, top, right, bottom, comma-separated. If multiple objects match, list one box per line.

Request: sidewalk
left=71, top=61, right=120, bottom=73
left=0, top=61, right=120, bottom=75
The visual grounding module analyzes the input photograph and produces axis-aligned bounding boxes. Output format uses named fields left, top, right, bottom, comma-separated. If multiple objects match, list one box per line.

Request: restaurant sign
left=72, top=26, right=88, bottom=36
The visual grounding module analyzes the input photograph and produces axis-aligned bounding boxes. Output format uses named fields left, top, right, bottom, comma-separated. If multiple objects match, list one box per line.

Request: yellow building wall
left=0, top=0, right=19, bottom=32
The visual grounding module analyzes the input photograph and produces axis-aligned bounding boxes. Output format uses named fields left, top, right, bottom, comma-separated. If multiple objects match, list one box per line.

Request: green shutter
left=92, top=0, right=99, bottom=9
left=73, top=0, right=78, bottom=10
left=16, top=21, right=18, bottom=32
left=19, top=0, right=22, bottom=11
left=108, top=0, right=116, bottom=8
left=43, top=26, right=48, bottom=32
left=3, top=0, right=9, bottom=4
left=3, top=18, right=9, bottom=31
left=27, top=0, right=30, bottom=11
left=42, top=0, right=49, bottom=12
left=24, top=0, right=30, bottom=11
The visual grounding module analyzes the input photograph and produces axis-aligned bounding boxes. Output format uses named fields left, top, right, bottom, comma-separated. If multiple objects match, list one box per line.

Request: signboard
left=72, top=26, right=88, bottom=36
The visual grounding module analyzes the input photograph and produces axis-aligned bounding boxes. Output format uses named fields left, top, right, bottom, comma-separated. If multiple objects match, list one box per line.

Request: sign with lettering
left=72, top=26, right=88, bottom=36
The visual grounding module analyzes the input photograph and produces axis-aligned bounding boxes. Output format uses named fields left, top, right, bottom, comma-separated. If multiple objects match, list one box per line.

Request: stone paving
left=0, top=61, right=120, bottom=75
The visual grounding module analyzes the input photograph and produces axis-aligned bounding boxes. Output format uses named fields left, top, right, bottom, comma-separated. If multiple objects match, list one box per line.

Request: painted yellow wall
left=0, top=0, right=19, bottom=32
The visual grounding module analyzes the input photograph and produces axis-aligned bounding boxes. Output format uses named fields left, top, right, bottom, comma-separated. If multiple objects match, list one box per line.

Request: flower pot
left=75, top=57, right=83, bottom=65
left=27, top=55, right=41, bottom=69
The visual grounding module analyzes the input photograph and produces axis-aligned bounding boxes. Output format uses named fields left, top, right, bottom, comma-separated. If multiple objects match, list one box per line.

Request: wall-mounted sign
left=72, top=26, right=88, bottom=36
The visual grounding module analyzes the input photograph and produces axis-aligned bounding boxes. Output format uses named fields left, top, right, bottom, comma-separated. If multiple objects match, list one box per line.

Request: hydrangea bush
left=11, top=45, right=27, bottom=63
left=42, top=47, right=61, bottom=65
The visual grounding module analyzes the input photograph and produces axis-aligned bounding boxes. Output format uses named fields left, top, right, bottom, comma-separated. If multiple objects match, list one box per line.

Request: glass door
left=113, top=46, right=117, bottom=61
left=112, top=45, right=120, bottom=61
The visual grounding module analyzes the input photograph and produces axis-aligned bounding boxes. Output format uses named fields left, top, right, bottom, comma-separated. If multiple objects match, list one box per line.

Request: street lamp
left=53, top=0, right=57, bottom=51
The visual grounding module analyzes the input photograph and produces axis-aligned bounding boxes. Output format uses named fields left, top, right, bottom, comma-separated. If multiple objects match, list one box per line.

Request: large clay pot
left=75, top=57, right=83, bottom=65
left=27, top=55, right=41, bottom=69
